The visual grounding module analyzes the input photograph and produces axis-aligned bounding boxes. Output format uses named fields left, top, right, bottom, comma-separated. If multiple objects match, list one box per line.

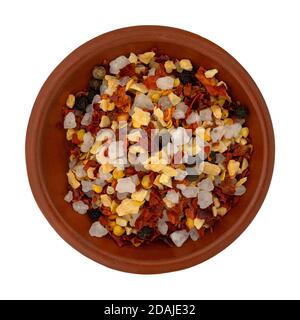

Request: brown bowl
left=26, top=26, right=275, bottom=274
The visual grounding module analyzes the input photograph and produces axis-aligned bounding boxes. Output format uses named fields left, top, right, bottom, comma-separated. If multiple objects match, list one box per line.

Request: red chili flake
left=102, top=208, right=112, bottom=216
left=119, top=63, right=136, bottom=77
left=125, top=167, right=137, bottom=176
left=135, top=207, right=161, bottom=230
left=185, top=207, right=196, bottom=219
left=167, top=210, right=180, bottom=225
left=155, top=63, right=167, bottom=77
left=204, top=145, right=211, bottom=155
left=219, top=179, right=236, bottom=195
left=183, top=83, right=192, bottom=97
left=71, top=133, right=81, bottom=145
left=195, top=66, right=230, bottom=100
left=110, top=85, right=131, bottom=110
left=144, top=75, right=158, bottom=89
left=198, top=227, right=206, bottom=237
left=99, top=216, right=107, bottom=226
left=186, top=92, right=203, bottom=116
left=83, top=160, right=98, bottom=171
left=232, top=144, right=250, bottom=157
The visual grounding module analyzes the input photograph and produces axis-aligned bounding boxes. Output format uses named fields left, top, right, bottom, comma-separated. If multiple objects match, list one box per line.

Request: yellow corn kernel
left=116, top=217, right=127, bottom=227
left=194, top=218, right=205, bottom=230
left=173, top=78, right=180, bottom=87
left=66, top=94, right=75, bottom=108
left=116, top=199, right=143, bottom=216
left=99, top=115, right=111, bottom=128
left=111, top=200, right=118, bottom=214
left=111, top=120, right=118, bottom=131
left=102, top=164, right=114, bottom=174
left=220, top=170, right=226, bottom=181
left=224, top=118, right=233, bottom=125
left=217, top=207, right=227, bottom=216
left=113, top=225, right=125, bottom=236
left=186, top=218, right=194, bottom=230
left=79, top=152, right=87, bottom=160
left=87, top=167, right=96, bottom=179
left=112, top=168, right=125, bottom=180
left=162, top=166, right=177, bottom=177
left=92, top=184, right=103, bottom=194
left=66, top=129, right=75, bottom=141
left=240, top=138, right=248, bottom=145
left=241, top=158, right=249, bottom=173
left=138, top=51, right=155, bottom=64
left=179, top=59, right=193, bottom=71
left=151, top=93, right=160, bottom=103
left=159, top=174, right=172, bottom=187
left=108, top=221, right=116, bottom=231
left=212, top=206, right=218, bottom=217
left=165, top=120, right=173, bottom=128
left=131, top=189, right=148, bottom=201
left=77, top=129, right=85, bottom=141
left=164, top=60, right=176, bottom=73
left=141, top=175, right=153, bottom=189
left=153, top=175, right=164, bottom=190
left=241, top=127, right=249, bottom=138
left=204, top=128, right=211, bottom=142
left=107, top=102, right=115, bottom=111
left=66, top=170, right=80, bottom=189
left=106, top=186, right=115, bottom=195
left=201, top=162, right=221, bottom=176
left=168, top=92, right=181, bottom=105
left=236, top=177, right=247, bottom=187
left=132, top=119, right=141, bottom=128
left=227, top=160, right=240, bottom=177
left=101, top=194, right=112, bottom=208
left=213, top=197, right=220, bottom=208
left=117, top=113, right=129, bottom=122
left=217, top=97, right=226, bottom=107
left=222, top=109, right=229, bottom=119
left=211, top=105, right=222, bottom=119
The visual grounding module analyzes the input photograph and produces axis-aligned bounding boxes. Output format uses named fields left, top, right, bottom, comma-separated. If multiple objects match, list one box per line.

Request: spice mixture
left=62, top=50, right=252, bottom=247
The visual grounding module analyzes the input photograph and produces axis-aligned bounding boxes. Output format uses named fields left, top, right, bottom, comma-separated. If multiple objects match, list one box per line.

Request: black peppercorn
left=87, top=208, right=101, bottom=222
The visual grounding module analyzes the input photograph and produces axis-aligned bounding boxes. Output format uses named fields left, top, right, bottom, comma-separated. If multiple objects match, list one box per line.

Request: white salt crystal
left=165, top=190, right=180, bottom=204
left=197, top=191, right=213, bottom=209
left=198, top=178, right=214, bottom=191
left=156, top=76, right=174, bottom=90
left=89, top=221, right=108, bottom=237
left=63, top=112, right=76, bottom=129
left=186, top=112, right=200, bottom=124
left=234, top=185, right=246, bottom=196
left=132, top=93, right=153, bottom=110
left=158, top=219, right=168, bottom=235
left=72, top=201, right=89, bottom=214
left=81, top=112, right=92, bottom=126
left=109, top=55, right=130, bottom=74
left=170, top=230, right=189, bottom=247
left=199, top=108, right=212, bottom=121
left=181, top=186, right=199, bottom=198
left=211, top=126, right=225, bottom=142
left=64, top=191, right=73, bottom=203
left=190, top=228, right=200, bottom=241
left=116, top=177, right=136, bottom=193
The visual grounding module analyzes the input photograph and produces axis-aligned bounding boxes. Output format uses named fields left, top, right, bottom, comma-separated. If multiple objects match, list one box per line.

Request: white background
left=0, top=0, right=299, bottom=300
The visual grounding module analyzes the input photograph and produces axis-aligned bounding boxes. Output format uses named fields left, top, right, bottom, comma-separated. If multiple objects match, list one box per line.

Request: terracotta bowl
left=26, top=26, right=275, bottom=274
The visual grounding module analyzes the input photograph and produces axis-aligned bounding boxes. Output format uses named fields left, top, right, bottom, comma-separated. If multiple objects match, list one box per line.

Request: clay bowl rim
left=25, top=25, right=275, bottom=274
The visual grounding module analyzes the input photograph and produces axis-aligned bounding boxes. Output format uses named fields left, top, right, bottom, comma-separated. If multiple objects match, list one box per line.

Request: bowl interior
left=27, top=26, right=274, bottom=273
